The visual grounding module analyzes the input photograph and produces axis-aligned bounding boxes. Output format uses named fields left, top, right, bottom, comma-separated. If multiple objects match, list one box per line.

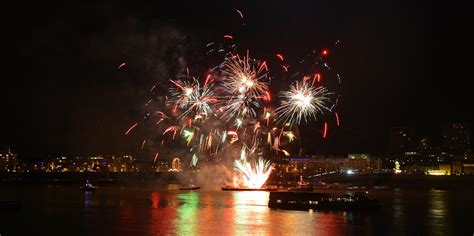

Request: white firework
left=276, top=79, right=333, bottom=126
left=233, top=145, right=273, bottom=189
left=169, top=78, right=217, bottom=119
left=219, top=52, right=269, bottom=120
left=221, top=53, right=269, bottom=98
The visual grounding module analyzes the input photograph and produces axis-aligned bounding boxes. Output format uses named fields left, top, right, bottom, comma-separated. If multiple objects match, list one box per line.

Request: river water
left=0, top=184, right=472, bottom=235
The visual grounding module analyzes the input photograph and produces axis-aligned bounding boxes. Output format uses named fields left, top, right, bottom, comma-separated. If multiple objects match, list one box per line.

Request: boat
left=179, top=178, right=200, bottom=190
left=179, top=185, right=201, bottom=190
left=288, top=186, right=313, bottom=191
left=268, top=191, right=380, bottom=211
left=80, top=180, right=98, bottom=191
left=288, top=176, right=313, bottom=191
left=80, top=185, right=98, bottom=191
left=221, top=187, right=278, bottom=191
left=373, top=185, right=389, bottom=190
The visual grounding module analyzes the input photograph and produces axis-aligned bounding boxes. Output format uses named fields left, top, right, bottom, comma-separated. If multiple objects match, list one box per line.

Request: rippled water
left=1, top=184, right=472, bottom=235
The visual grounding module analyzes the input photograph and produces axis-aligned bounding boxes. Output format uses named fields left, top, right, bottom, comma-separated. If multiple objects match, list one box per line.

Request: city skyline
left=2, top=122, right=472, bottom=160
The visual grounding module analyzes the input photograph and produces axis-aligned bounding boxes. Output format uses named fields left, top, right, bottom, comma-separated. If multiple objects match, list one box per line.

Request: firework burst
left=220, top=52, right=270, bottom=120
left=221, top=52, right=269, bottom=97
left=168, top=79, right=196, bottom=110
left=123, top=10, right=343, bottom=190
left=276, top=79, right=333, bottom=126
left=167, top=77, right=219, bottom=121
left=233, top=146, right=273, bottom=188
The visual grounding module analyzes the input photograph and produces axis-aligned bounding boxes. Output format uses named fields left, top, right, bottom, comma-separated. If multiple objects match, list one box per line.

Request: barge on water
left=222, top=187, right=278, bottom=191
left=268, top=191, right=379, bottom=211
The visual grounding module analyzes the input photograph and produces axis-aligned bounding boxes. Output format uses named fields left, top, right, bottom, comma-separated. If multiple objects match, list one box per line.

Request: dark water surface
left=1, top=184, right=473, bottom=235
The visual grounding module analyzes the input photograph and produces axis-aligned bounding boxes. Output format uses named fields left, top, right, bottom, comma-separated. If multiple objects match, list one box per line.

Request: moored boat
left=269, top=191, right=379, bottom=211
left=288, top=176, right=313, bottom=191
left=179, top=185, right=201, bottom=190
left=80, top=180, right=98, bottom=191
left=288, top=186, right=313, bottom=192
left=80, top=185, right=98, bottom=191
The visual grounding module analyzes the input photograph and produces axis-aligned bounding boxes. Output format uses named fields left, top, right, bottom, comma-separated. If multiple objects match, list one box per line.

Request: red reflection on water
left=220, top=194, right=235, bottom=235
left=316, top=213, right=344, bottom=235
left=149, top=192, right=176, bottom=236
left=151, top=192, right=159, bottom=209
left=118, top=203, right=134, bottom=234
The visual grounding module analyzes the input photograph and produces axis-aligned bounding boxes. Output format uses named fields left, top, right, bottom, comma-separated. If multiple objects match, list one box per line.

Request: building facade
left=389, top=126, right=416, bottom=154
left=441, top=123, right=471, bottom=154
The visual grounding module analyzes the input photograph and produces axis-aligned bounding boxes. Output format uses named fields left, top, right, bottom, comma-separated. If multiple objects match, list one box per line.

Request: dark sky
left=2, top=0, right=474, bottom=159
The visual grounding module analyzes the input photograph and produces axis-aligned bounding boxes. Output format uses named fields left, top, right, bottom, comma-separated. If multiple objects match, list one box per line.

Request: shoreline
left=1, top=172, right=473, bottom=190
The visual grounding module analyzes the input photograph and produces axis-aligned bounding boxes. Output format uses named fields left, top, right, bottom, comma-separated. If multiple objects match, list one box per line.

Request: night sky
left=3, top=0, right=474, bottom=159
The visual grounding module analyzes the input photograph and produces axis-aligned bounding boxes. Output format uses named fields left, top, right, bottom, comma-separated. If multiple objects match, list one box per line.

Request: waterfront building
left=347, top=154, right=371, bottom=171
left=389, top=126, right=416, bottom=154
left=441, top=123, right=471, bottom=154
left=0, top=147, right=17, bottom=172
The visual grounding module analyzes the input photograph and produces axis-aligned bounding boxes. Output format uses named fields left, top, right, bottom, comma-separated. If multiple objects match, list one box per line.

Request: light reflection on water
left=427, top=190, right=449, bottom=235
left=146, top=190, right=350, bottom=235
left=175, top=191, right=199, bottom=235
left=232, top=191, right=270, bottom=235
left=0, top=185, right=472, bottom=235
left=84, top=191, right=93, bottom=208
left=392, top=189, right=406, bottom=234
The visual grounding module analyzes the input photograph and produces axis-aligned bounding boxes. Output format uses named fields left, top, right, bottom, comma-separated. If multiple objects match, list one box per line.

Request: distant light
left=427, top=170, right=447, bottom=176
left=290, top=157, right=309, bottom=161
left=347, top=170, right=354, bottom=175
left=322, top=49, right=328, bottom=56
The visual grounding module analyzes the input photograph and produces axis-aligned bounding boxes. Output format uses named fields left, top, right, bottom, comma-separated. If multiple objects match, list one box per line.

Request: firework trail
left=118, top=62, right=126, bottom=69
left=236, top=9, right=244, bottom=19
left=125, top=123, right=138, bottom=135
